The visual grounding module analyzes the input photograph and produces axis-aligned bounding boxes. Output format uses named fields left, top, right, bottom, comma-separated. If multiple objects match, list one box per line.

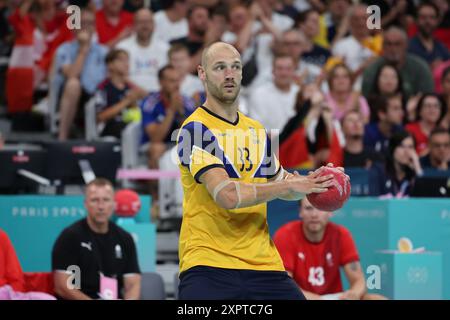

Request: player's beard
left=205, top=76, right=240, bottom=106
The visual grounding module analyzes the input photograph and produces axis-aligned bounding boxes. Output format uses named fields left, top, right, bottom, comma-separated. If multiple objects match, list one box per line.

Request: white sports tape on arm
left=213, top=180, right=234, bottom=203
left=212, top=180, right=258, bottom=209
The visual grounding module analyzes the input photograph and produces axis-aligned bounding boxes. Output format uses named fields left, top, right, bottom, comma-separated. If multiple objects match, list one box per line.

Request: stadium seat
left=140, top=272, right=166, bottom=300
left=84, top=97, right=101, bottom=141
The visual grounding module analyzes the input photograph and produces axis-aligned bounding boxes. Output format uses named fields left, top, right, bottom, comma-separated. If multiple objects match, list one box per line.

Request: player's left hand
left=339, top=290, right=360, bottom=300
left=324, top=163, right=350, bottom=181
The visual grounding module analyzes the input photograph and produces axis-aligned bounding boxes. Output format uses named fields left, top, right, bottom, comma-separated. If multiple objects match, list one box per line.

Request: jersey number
left=308, top=267, right=325, bottom=286
left=238, top=147, right=253, bottom=172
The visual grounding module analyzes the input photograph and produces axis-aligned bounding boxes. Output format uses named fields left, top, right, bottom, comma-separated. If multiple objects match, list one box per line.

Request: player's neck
left=303, top=226, right=325, bottom=243
left=203, top=98, right=239, bottom=124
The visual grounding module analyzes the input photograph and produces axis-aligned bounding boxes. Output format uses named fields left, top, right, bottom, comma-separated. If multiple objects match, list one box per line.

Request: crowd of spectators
left=0, top=0, right=449, bottom=200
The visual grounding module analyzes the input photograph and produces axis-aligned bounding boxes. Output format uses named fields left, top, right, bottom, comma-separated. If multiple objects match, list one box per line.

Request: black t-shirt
left=170, top=37, right=204, bottom=56
left=94, top=79, right=133, bottom=138
left=52, top=218, right=140, bottom=299
left=344, top=148, right=383, bottom=168
left=301, top=44, right=331, bottom=67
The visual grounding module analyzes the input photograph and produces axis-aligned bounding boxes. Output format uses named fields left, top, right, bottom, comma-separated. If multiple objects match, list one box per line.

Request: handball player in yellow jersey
left=176, top=42, right=342, bottom=300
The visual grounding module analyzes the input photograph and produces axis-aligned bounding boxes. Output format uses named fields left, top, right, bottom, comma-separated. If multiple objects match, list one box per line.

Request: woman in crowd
left=380, top=131, right=423, bottom=198
left=324, top=63, right=370, bottom=123
left=405, top=93, right=447, bottom=156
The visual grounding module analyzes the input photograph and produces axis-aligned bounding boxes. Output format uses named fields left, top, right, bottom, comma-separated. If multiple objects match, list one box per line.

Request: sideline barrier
left=0, top=195, right=155, bottom=272
left=268, top=198, right=450, bottom=299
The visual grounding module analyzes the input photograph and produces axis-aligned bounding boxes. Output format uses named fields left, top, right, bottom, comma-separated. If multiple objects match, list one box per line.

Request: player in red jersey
left=273, top=197, right=386, bottom=300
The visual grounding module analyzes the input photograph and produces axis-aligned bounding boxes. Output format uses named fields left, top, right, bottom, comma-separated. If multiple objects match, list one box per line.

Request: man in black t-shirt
left=52, top=178, right=141, bottom=300
left=341, top=110, right=383, bottom=168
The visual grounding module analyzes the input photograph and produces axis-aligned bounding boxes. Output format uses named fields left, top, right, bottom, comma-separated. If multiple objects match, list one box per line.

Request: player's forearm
left=97, top=98, right=131, bottom=122
left=214, top=179, right=292, bottom=210
left=55, top=286, right=92, bottom=300
left=349, top=278, right=367, bottom=299
left=146, top=111, right=175, bottom=142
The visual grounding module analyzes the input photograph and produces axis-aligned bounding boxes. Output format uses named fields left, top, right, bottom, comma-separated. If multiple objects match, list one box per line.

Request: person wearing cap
left=51, top=178, right=141, bottom=300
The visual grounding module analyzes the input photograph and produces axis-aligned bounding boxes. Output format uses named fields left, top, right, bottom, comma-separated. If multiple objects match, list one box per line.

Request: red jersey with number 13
left=273, top=221, right=359, bottom=295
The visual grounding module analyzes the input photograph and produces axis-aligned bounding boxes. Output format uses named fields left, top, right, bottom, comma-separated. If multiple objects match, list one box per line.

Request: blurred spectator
left=297, top=9, right=331, bottom=67
left=273, top=198, right=386, bottom=300
left=123, top=0, right=144, bottom=12
left=331, top=4, right=377, bottom=85
left=362, top=26, right=434, bottom=99
left=168, top=43, right=203, bottom=98
left=315, top=0, right=351, bottom=49
left=289, top=0, right=326, bottom=13
left=170, top=5, right=217, bottom=73
left=380, top=131, right=423, bottom=198
left=369, top=62, right=404, bottom=97
left=0, top=229, right=55, bottom=300
left=340, top=110, right=382, bottom=168
left=95, top=0, right=133, bottom=47
left=433, top=60, right=450, bottom=94
left=116, top=8, right=169, bottom=92
left=364, top=0, right=414, bottom=30
left=408, top=2, right=450, bottom=69
left=280, top=29, right=322, bottom=86
left=364, top=94, right=404, bottom=153
left=248, top=54, right=299, bottom=133
left=240, top=0, right=294, bottom=88
left=0, top=228, right=25, bottom=293
left=420, top=127, right=450, bottom=170
left=221, top=3, right=253, bottom=54
left=6, top=0, right=72, bottom=113
left=440, top=65, right=450, bottom=129
left=153, top=0, right=188, bottom=44
left=325, top=63, right=370, bottom=123
left=94, top=49, right=146, bottom=139
left=0, top=0, right=13, bottom=57
left=140, top=65, right=195, bottom=169
left=56, top=8, right=108, bottom=141
left=52, top=178, right=141, bottom=300
left=405, top=93, right=447, bottom=156
left=302, top=88, right=344, bottom=168
left=408, top=0, right=450, bottom=51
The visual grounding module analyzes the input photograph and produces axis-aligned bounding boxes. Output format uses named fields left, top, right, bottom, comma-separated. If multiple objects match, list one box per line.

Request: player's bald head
left=201, top=42, right=241, bottom=69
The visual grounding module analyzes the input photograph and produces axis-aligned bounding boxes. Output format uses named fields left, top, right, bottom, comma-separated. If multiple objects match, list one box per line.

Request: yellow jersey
left=176, top=106, right=286, bottom=273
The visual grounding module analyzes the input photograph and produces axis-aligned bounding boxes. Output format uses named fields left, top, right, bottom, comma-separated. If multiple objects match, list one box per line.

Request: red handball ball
left=115, top=189, right=141, bottom=217
left=306, top=167, right=351, bottom=212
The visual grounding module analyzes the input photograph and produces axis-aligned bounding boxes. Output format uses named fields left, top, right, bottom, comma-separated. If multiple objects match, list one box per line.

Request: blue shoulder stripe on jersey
left=177, top=121, right=240, bottom=178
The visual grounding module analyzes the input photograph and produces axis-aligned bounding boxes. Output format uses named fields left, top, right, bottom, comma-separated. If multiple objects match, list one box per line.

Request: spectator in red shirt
left=405, top=93, right=447, bottom=156
left=95, top=0, right=134, bottom=48
left=0, top=229, right=55, bottom=300
left=273, top=197, right=386, bottom=300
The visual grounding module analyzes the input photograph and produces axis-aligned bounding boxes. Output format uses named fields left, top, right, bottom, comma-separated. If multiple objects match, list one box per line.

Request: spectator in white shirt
left=249, top=54, right=299, bottom=134
left=332, top=4, right=377, bottom=87
left=246, top=0, right=294, bottom=89
left=116, top=8, right=169, bottom=92
left=153, top=0, right=189, bottom=44
left=168, top=43, right=204, bottom=98
left=279, top=29, right=323, bottom=87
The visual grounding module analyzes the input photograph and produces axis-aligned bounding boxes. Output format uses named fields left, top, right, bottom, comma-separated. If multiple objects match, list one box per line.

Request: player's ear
left=198, top=65, right=206, bottom=81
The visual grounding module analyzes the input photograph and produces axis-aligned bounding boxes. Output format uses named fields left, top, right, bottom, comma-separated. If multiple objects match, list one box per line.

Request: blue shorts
left=178, top=265, right=306, bottom=300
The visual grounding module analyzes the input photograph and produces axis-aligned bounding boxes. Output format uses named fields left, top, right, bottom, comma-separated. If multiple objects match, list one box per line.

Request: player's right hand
left=287, top=172, right=334, bottom=195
